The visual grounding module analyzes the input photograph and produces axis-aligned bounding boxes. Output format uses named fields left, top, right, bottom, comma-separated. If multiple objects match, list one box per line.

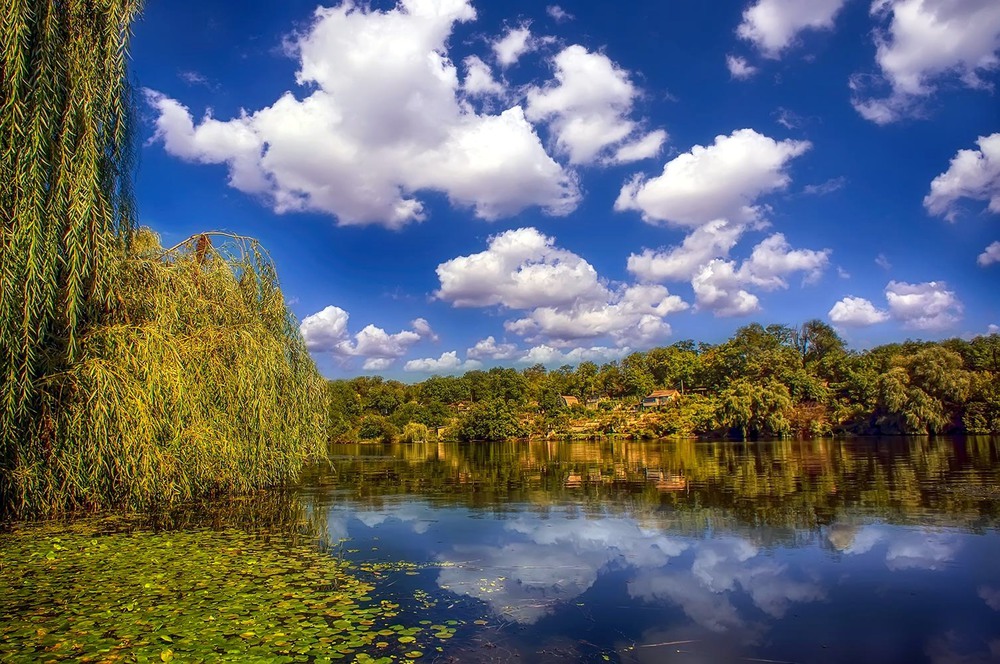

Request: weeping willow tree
left=1, top=2, right=326, bottom=516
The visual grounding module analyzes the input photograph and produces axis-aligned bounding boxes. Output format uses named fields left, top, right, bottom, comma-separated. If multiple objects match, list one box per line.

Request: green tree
left=2, top=0, right=142, bottom=493
left=456, top=399, right=525, bottom=441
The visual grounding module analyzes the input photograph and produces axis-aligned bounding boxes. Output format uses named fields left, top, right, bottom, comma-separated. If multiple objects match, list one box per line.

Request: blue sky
left=130, top=0, right=1000, bottom=378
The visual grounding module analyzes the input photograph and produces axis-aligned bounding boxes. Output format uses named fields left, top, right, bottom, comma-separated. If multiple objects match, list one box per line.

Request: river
left=3, top=436, right=999, bottom=663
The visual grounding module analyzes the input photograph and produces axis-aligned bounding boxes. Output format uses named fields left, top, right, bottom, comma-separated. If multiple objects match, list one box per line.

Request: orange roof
left=646, top=389, right=681, bottom=398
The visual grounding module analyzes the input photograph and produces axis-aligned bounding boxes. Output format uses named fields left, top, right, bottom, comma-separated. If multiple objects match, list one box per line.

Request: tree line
left=325, top=322, right=1000, bottom=442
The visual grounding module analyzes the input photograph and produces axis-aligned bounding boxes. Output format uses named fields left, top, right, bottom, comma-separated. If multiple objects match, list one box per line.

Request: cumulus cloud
left=615, top=128, right=811, bottom=227
left=686, top=233, right=830, bottom=317
left=852, top=0, right=1000, bottom=123
left=829, top=296, right=891, bottom=326
left=742, top=233, right=830, bottom=288
left=506, top=283, right=689, bottom=346
left=979, top=241, right=1000, bottom=266
left=737, top=0, right=848, bottom=57
left=492, top=25, right=534, bottom=67
left=628, top=220, right=745, bottom=282
left=691, top=260, right=761, bottom=317
left=924, top=133, right=1000, bottom=222
left=147, top=0, right=579, bottom=229
left=299, top=305, right=432, bottom=369
left=526, top=45, right=666, bottom=165
left=518, top=344, right=630, bottom=366
left=436, top=228, right=688, bottom=346
left=404, top=351, right=482, bottom=373
left=726, top=55, right=759, bottom=79
left=885, top=280, right=963, bottom=330
left=829, top=281, right=963, bottom=329
left=435, top=227, right=608, bottom=309
left=462, top=55, right=505, bottom=97
left=467, top=336, right=519, bottom=360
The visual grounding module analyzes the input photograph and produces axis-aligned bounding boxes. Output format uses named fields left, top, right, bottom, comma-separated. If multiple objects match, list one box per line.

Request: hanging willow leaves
left=1, top=1, right=327, bottom=517
left=1, top=0, right=141, bottom=507
left=8, top=230, right=328, bottom=515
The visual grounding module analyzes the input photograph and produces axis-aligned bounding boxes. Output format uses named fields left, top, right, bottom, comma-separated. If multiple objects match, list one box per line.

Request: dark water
left=297, top=437, right=1000, bottom=664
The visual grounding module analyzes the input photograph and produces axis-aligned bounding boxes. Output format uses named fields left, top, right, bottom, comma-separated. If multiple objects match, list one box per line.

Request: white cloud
left=411, top=317, right=439, bottom=342
left=687, top=233, right=830, bottom=317
left=741, top=233, right=830, bottom=288
left=546, top=5, right=573, bottom=22
left=299, top=305, right=351, bottom=353
left=463, top=55, right=505, bottom=97
left=979, top=241, right=1000, bottom=266
left=615, top=128, right=811, bottom=227
left=885, top=280, right=964, bottom=330
left=435, top=227, right=608, bottom=309
left=492, top=25, right=534, bottom=67
left=437, top=228, right=689, bottom=346
left=726, top=55, right=758, bottom=79
left=627, top=220, right=745, bottom=282
left=404, top=351, right=482, bottom=373
left=611, top=130, right=668, bottom=164
left=876, top=252, right=893, bottom=270
left=299, top=305, right=432, bottom=369
left=829, top=296, right=891, bottom=326
left=526, top=45, right=664, bottom=165
left=852, top=0, right=1000, bottom=123
left=506, top=283, right=689, bottom=346
left=518, top=344, right=630, bottom=366
left=924, top=133, right=1000, bottom=222
left=989, top=324, right=1000, bottom=335
left=691, top=260, right=761, bottom=317
left=467, top=336, right=520, bottom=360
left=737, top=0, right=849, bottom=57
left=147, top=0, right=579, bottom=229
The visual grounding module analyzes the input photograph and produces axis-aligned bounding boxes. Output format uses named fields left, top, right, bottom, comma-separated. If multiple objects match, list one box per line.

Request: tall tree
left=1, top=0, right=142, bottom=489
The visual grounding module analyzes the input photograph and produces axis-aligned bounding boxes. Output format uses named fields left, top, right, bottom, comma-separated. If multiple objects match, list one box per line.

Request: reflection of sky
left=324, top=501, right=1000, bottom=662
left=828, top=523, right=961, bottom=570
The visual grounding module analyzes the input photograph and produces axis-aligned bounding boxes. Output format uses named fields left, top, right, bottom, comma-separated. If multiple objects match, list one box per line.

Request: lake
left=3, top=437, right=999, bottom=663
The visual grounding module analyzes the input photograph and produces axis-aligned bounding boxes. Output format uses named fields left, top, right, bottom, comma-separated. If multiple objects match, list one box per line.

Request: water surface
left=3, top=437, right=999, bottom=663
left=303, top=437, right=1000, bottom=664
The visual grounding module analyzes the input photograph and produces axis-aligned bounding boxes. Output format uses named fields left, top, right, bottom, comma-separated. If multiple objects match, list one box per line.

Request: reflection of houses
left=645, top=469, right=687, bottom=492
left=641, top=389, right=681, bottom=409
left=559, top=395, right=580, bottom=408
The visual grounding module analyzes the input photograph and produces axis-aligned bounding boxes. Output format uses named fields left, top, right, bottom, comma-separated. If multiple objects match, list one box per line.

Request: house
left=641, top=389, right=681, bottom=409
left=559, top=395, right=580, bottom=408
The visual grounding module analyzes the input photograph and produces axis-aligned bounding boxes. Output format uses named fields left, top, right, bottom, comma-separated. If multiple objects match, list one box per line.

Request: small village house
left=641, top=389, right=681, bottom=409
left=559, top=395, right=580, bottom=408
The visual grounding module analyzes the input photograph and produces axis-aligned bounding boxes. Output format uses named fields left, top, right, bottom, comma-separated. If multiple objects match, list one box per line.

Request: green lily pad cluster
left=0, top=521, right=456, bottom=663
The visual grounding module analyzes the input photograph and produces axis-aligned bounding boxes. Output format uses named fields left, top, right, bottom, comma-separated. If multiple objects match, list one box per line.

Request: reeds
left=5, top=230, right=327, bottom=517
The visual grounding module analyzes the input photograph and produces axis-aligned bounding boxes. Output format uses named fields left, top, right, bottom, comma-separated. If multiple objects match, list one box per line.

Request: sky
left=130, top=0, right=1000, bottom=378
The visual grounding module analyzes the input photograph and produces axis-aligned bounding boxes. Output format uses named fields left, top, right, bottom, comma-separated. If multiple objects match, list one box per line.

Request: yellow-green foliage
left=1, top=0, right=141, bottom=453
left=7, top=230, right=327, bottom=516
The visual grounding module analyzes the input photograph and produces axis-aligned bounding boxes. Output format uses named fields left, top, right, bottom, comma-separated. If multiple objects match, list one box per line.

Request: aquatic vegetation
left=0, top=520, right=456, bottom=663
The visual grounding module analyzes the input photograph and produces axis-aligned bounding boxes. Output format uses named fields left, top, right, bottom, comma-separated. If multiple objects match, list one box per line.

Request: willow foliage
left=7, top=230, right=327, bottom=516
left=1, top=0, right=140, bottom=504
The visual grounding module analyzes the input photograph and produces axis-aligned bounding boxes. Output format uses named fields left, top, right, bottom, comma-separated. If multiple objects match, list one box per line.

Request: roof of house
left=560, top=395, right=580, bottom=404
left=645, top=389, right=681, bottom=398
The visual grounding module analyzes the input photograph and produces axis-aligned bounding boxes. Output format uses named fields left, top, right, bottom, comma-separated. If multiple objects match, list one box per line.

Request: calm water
left=300, top=437, right=1000, bottom=664
left=3, top=437, right=999, bottom=663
